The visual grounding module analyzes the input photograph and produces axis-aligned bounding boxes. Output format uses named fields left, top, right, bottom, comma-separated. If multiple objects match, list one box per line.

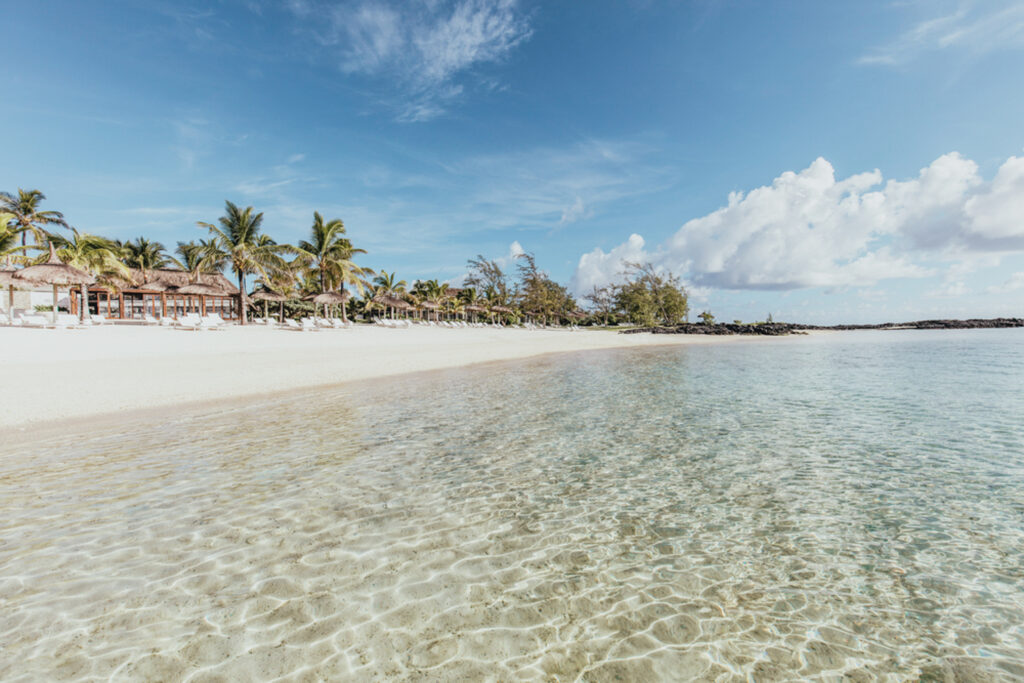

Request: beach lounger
left=176, top=314, right=202, bottom=331
left=20, top=314, right=51, bottom=328
left=200, top=314, right=227, bottom=330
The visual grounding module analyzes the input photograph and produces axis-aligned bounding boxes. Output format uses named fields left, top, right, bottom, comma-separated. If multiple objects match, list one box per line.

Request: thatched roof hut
left=13, top=243, right=96, bottom=323
left=374, top=293, right=412, bottom=311
left=490, top=305, right=513, bottom=314
left=131, top=268, right=238, bottom=295
left=176, top=282, right=224, bottom=296
left=13, top=243, right=95, bottom=287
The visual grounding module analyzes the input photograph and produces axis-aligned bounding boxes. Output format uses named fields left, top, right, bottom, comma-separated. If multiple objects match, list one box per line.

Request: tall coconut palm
left=484, top=286, right=502, bottom=323
left=255, top=258, right=303, bottom=323
left=0, top=213, right=38, bottom=266
left=197, top=201, right=288, bottom=324
left=294, top=212, right=369, bottom=322
left=420, top=279, right=449, bottom=321
left=373, top=270, right=407, bottom=318
left=459, top=286, right=481, bottom=322
left=50, top=230, right=131, bottom=321
left=173, top=239, right=226, bottom=283
left=123, top=237, right=170, bottom=281
left=0, top=189, right=69, bottom=247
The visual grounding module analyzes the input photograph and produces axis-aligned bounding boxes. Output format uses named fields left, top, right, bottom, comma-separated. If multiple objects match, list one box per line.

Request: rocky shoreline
left=621, top=318, right=1024, bottom=336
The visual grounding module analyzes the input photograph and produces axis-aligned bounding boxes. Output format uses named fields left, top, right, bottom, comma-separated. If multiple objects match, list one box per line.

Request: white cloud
left=861, top=1, right=1024, bottom=66
left=572, top=152, right=1024, bottom=296
left=964, top=156, right=1024, bottom=247
left=571, top=233, right=648, bottom=294
left=292, top=0, right=531, bottom=121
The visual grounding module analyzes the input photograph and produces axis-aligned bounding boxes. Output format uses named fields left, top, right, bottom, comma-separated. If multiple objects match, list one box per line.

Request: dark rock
left=620, top=318, right=1024, bottom=336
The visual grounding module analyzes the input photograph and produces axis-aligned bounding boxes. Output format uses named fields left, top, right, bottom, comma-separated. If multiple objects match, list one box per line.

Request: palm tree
left=197, top=201, right=288, bottom=324
left=421, top=279, right=449, bottom=322
left=123, top=237, right=170, bottom=281
left=51, top=230, right=131, bottom=322
left=459, top=286, right=481, bottom=321
left=255, top=258, right=303, bottom=323
left=172, top=239, right=226, bottom=283
left=484, top=286, right=502, bottom=324
left=373, top=270, right=407, bottom=318
left=0, top=213, right=39, bottom=266
left=294, top=212, right=369, bottom=322
left=0, top=189, right=69, bottom=247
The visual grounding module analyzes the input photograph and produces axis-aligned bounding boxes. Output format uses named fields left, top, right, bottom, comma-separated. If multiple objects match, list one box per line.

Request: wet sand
left=0, top=323, right=759, bottom=431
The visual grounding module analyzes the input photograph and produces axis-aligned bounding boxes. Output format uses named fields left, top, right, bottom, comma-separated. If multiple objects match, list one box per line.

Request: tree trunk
left=79, top=283, right=88, bottom=322
left=51, top=284, right=58, bottom=324
left=279, top=300, right=284, bottom=324
left=340, top=288, right=348, bottom=323
left=237, top=271, right=246, bottom=325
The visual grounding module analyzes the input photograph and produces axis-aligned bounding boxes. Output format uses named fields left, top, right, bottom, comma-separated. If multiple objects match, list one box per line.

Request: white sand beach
left=0, top=324, right=761, bottom=431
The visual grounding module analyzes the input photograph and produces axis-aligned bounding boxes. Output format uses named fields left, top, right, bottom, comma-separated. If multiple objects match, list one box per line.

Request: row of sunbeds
left=250, top=317, right=354, bottom=331
left=0, top=311, right=229, bottom=330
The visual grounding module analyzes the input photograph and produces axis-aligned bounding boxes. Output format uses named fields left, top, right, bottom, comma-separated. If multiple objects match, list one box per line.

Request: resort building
left=68, top=268, right=241, bottom=321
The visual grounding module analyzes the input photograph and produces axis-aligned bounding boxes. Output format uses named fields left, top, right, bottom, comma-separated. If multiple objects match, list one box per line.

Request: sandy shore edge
left=0, top=324, right=801, bottom=432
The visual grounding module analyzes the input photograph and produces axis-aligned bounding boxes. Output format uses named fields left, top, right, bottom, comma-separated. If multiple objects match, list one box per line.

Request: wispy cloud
left=860, top=0, right=1024, bottom=66
left=287, top=0, right=532, bottom=121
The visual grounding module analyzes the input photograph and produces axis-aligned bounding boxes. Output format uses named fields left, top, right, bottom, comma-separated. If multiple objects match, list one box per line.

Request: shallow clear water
left=2, top=329, right=1023, bottom=681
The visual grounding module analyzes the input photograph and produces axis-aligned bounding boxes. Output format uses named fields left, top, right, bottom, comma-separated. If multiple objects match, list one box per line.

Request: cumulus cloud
left=571, top=234, right=648, bottom=294
left=291, top=0, right=531, bottom=121
left=571, top=152, right=1024, bottom=296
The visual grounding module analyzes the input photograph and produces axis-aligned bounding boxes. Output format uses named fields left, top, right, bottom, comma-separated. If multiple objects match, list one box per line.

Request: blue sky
left=4, top=0, right=1024, bottom=323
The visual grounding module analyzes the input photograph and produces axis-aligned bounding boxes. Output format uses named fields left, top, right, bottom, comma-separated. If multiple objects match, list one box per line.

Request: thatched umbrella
left=464, top=303, right=487, bottom=322
left=373, top=293, right=411, bottom=319
left=306, top=290, right=349, bottom=318
left=491, top=305, right=513, bottom=314
left=251, top=287, right=290, bottom=322
left=13, top=243, right=95, bottom=324
left=176, top=282, right=223, bottom=316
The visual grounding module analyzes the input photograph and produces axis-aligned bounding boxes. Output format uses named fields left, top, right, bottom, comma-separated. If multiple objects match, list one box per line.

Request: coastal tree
left=122, top=237, right=170, bottom=281
left=0, top=213, right=39, bottom=266
left=173, top=239, right=227, bottom=283
left=614, top=262, right=688, bottom=327
left=0, top=189, right=69, bottom=247
left=582, top=284, right=616, bottom=326
left=699, top=311, right=715, bottom=325
left=373, top=270, right=407, bottom=318
left=515, top=252, right=576, bottom=325
left=51, top=230, right=131, bottom=321
left=294, top=212, right=368, bottom=322
left=197, top=201, right=290, bottom=325
left=465, top=255, right=509, bottom=304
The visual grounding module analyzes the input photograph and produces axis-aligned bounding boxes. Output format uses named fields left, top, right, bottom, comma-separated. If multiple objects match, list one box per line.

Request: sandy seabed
left=0, top=323, right=753, bottom=431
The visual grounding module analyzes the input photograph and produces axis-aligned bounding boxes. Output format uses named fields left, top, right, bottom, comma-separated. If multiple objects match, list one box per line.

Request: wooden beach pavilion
left=68, top=268, right=241, bottom=322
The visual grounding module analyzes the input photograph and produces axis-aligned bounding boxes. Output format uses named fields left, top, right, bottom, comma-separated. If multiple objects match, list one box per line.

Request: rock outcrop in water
left=620, top=318, right=1024, bottom=336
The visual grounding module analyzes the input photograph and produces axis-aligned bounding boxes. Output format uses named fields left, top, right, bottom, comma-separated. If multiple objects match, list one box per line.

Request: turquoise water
left=1, top=329, right=1023, bottom=680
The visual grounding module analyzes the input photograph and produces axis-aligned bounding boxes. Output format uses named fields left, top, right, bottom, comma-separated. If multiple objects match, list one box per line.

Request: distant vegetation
left=1, top=187, right=689, bottom=326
